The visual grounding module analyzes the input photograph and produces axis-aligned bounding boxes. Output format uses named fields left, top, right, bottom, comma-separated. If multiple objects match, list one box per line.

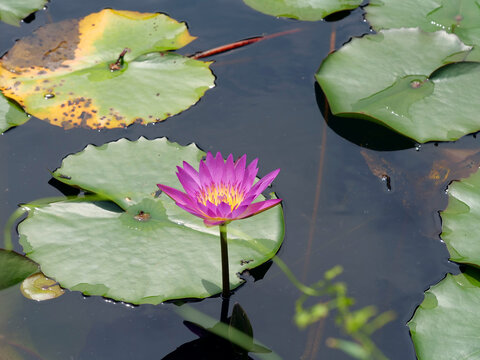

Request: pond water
left=0, top=0, right=466, bottom=359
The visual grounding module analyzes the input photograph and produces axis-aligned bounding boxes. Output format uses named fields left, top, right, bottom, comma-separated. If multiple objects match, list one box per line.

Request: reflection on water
left=0, top=0, right=467, bottom=359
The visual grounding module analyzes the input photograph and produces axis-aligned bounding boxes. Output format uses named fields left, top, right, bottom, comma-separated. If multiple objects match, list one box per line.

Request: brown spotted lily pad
left=0, top=9, right=215, bottom=129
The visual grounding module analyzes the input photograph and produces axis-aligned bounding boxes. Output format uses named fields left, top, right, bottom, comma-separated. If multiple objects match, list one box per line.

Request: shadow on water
left=48, top=177, right=81, bottom=197
left=314, top=83, right=416, bottom=151
left=161, top=331, right=254, bottom=360
left=323, top=10, right=353, bottom=22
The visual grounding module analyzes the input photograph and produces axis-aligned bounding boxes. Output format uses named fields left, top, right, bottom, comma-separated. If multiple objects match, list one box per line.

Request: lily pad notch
left=18, top=138, right=285, bottom=304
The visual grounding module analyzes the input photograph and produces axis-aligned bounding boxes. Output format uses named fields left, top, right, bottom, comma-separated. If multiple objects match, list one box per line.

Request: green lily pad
left=441, top=164, right=480, bottom=266
left=315, top=28, right=480, bottom=143
left=366, top=0, right=480, bottom=47
left=409, top=269, right=480, bottom=359
left=18, top=138, right=284, bottom=304
left=20, top=272, right=65, bottom=301
left=0, top=0, right=47, bottom=26
left=243, top=0, right=362, bottom=21
left=0, top=249, right=38, bottom=290
left=0, top=93, right=29, bottom=133
left=0, top=9, right=214, bottom=129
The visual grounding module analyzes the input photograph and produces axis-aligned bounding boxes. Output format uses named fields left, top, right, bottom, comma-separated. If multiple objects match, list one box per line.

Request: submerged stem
left=3, top=207, right=27, bottom=250
left=219, top=223, right=230, bottom=298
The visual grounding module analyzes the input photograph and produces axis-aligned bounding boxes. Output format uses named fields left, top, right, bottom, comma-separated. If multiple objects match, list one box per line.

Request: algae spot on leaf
left=243, top=0, right=362, bottom=21
left=0, top=9, right=215, bottom=130
left=0, top=0, right=47, bottom=26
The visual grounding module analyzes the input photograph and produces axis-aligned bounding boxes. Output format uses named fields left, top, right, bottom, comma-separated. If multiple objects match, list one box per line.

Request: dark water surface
left=0, top=0, right=465, bottom=359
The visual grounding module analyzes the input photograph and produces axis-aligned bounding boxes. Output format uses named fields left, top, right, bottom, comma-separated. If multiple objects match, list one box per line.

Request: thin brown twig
left=189, top=28, right=302, bottom=60
left=300, top=22, right=336, bottom=360
left=301, top=23, right=336, bottom=283
left=0, top=335, right=46, bottom=360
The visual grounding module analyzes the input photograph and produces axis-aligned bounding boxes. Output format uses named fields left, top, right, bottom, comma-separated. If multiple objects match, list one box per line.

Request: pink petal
left=182, top=161, right=201, bottom=185
left=205, top=200, right=219, bottom=218
left=157, top=184, right=195, bottom=207
left=207, top=152, right=223, bottom=184
left=176, top=202, right=206, bottom=219
left=177, top=167, right=201, bottom=196
left=238, top=199, right=282, bottom=219
left=215, top=152, right=225, bottom=174
left=230, top=204, right=249, bottom=218
left=225, top=154, right=235, bottom=185
left=216, top=202, right=233, bottom=218
left=204, top=218, right=226, bottom=226
left=234, top=154, right=247, bottom=183
left=199, top=159, right=214, bottom=187
left=205, top=152, right=215, bottom=167
left=244, top=169, right=280, bottom=200
left=242, top=158, right=259, bottom=190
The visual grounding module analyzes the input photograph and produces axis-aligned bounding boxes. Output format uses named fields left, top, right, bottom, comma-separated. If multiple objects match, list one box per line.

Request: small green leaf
left=243, top=0, right=362, bottom=21
left=0, top=93, right=29, bottom=133
left=0, top=0, right=47, bottom=26
left=20, top=272, right=65, bottom=301
left=409, top=270, right=480, bottom=359
left=0, top=249, right=38, bottom=290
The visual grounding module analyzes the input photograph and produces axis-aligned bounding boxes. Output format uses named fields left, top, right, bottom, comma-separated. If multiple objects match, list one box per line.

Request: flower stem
left=219, top=223, right=230, bottom=298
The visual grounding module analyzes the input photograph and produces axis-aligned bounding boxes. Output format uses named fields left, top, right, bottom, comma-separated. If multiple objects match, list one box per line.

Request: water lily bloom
left=157, top=152, right=281, bottom=226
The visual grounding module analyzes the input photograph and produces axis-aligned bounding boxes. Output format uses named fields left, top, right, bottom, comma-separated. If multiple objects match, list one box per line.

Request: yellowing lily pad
left=20, top=273, right=64, bottom=301
left=0, top=9, right=215, bottom=129
left=0, top=0, right=47, bottom=26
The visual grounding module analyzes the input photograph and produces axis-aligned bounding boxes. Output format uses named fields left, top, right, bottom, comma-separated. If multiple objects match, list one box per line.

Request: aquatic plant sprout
left=158, top=152, right=281, bottom=298
left=157, top=152, right=281, bottom=226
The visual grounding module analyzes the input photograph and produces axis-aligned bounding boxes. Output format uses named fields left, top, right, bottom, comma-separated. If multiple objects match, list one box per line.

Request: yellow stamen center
left=197, top=183, right=244, bottom=210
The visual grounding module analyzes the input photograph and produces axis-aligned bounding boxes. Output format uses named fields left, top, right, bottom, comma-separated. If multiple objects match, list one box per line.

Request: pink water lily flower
left=157, top=152, right=281, bottom=226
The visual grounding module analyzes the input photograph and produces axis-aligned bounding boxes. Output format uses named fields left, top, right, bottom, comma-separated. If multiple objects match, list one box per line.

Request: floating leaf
left=441, top=164, right=480, bottom=266
left=243, top=0, right=362, bottom=21
left=0, top=249, right=38, bottom=290
left=18, top=138, right=284, bottom=304
left=315, top=28, right=480, bottom=143
left=0, top=0, right=47, bottom=26
left=20, top=272, right=64, bottom=301
left=366, top=0, right=480, bottom=57
left=0, top=9, right=215, bottom=129
left=0, top=93, right=29, bottom=133
left=409, top=269, right=480, bottom=360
